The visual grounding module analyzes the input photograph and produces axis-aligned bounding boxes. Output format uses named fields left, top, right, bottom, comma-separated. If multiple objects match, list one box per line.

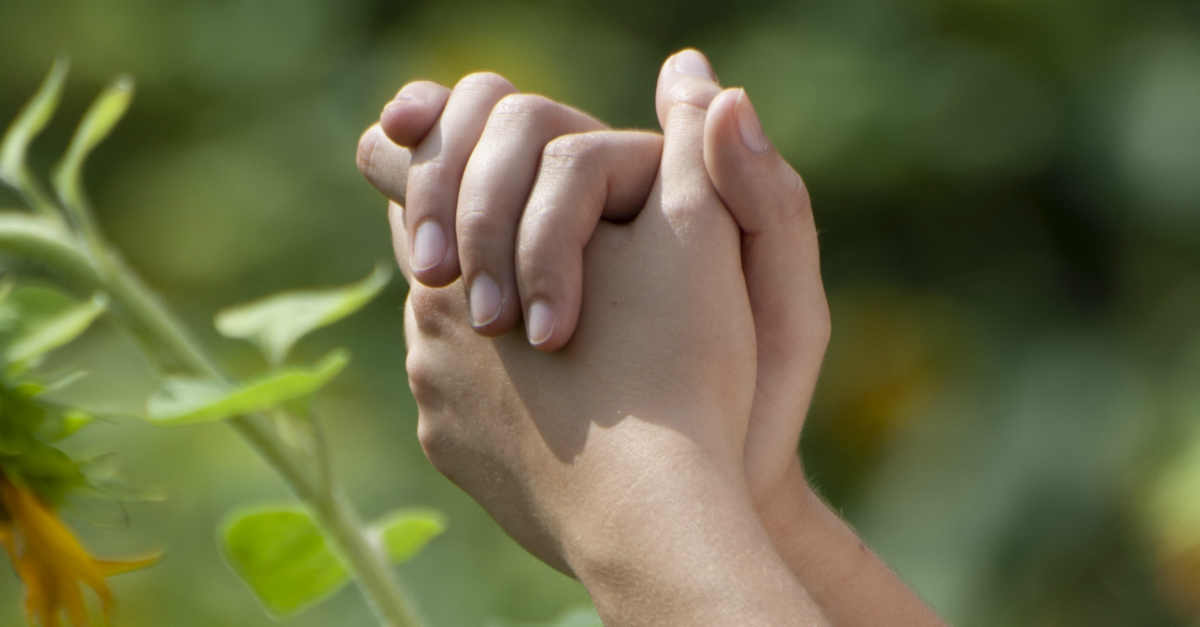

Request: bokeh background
left=3, top=1, right=1200, bottom=625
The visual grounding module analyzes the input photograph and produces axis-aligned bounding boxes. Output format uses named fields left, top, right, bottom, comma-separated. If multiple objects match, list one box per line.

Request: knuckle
left=541, top=133, right=601, bottom=167
left=668, top=81, right=721, bottom=111
left=455, top=202, right=504, bottom=242
left=416, top=418, right=454, bottom=474
left=408, top=286, right=448, bottom=318
left=492, top=93, right=555, bottom=126
left=518, top=254, right=570, bottom=295
left=407, top=157, right=450, bottom=190
left=406, top=352, right=440, bottom=409
left=518, top=220, right=587, bottom=273
left=456, top=200, right=520, bottom=263
left=407, top=288, right=456, bottom=337
left=456, top=72, right=516, bottom=94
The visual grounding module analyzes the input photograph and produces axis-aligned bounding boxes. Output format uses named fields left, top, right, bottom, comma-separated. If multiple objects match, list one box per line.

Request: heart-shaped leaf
left=369, top=507, right=446, bottom=564
left=219, top=505, right=349, bottom=618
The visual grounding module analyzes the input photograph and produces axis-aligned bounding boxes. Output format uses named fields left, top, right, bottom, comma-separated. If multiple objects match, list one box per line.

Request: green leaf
left=0, top=58, right=68, bottom=212
left=0, top=288, right=106, bottom=370
left=0, top=443, right=88, bottom=506
left=0, top=383, right=88, bottom=505
left=39, top=409, right=95, bottom=441
left=51, top=75, right=134, bottom=226
left=219, top=505, right=350, bottom=618
left=145, top=349, right=349, bottom=426
left=369, top=507, right=446, bottom=564
left=215, top=263, right=392, bottom=366
left=0, top=284, right=73, bottom=333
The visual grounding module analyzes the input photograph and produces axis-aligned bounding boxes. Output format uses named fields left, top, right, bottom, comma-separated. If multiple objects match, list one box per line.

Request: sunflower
left=0, top=471, right=159, bottom=627
left=0, top=358, right=159, bottom=627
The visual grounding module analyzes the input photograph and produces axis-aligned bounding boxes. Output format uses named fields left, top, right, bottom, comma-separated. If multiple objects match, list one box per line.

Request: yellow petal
left=1, top=476, right=160, bottom=627
left=0, top=521, right=16, bottom=560
left=23, top=557, right=59, bottom=627
left=94, top=552, right=163, bottom=577
left=60, top=571, right=90, bottom=627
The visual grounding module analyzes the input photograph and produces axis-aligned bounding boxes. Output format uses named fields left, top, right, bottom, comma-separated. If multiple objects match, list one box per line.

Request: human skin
left=392, top=55, right=827, bottom=627
left=359, top=50, right=946, bottom=626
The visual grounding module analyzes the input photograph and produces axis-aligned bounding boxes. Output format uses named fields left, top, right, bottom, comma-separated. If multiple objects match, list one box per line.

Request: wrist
left=558, top=439, right=823, bottom=626
left=755, top=457, right=882, bottom=603
left=753, top=460, right=950, bottom=626
left=558, top=441, right=746, bottom=575
left=756, top=456, right=822, bottom=553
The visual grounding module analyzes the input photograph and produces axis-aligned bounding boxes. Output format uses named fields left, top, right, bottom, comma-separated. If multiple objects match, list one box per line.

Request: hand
left=360, top=73, right=662, bottom=348
left=360, top=51, right=944, bottom=626
left=357, top=50, right=826, bottom=517
left=393, top=55, right=825, bottom=627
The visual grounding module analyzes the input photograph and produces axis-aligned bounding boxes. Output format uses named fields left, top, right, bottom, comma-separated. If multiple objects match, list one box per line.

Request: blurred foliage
left=2, top=1, right=1200, bottom=626
left=3, top=52, right=439, bottom=626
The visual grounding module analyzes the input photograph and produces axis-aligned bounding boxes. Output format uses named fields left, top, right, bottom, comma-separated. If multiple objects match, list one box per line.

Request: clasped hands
left=359, top=50, right=943, bottom=627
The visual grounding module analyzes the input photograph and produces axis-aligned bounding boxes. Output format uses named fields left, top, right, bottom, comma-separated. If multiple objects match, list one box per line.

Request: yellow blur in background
left=3, top=1, right=1200, bottom=626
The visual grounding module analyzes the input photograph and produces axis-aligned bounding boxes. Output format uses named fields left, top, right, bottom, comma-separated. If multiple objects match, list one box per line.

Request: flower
left=0, top=472, right=159, bottom=627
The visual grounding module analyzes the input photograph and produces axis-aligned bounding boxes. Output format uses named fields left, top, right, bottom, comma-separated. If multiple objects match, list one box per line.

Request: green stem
left=90, top=252, right=324, bottom=499
left=94, top=251, right=427, bottom=627
left=314, top=487, right=427, bottom=627
left=0, top=224, right=427, bottom=627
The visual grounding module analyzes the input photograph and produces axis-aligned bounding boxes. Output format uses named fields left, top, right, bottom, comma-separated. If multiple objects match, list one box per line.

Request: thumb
left=703, top=88, right=831, bottom=495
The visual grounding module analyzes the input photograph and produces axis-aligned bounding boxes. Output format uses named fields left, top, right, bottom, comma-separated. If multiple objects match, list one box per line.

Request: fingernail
left=469, top=273, right=503, bottom=328
left=672, top=50, right=715, bottom=80
left=736, top=89, right=769, bottom=154
left=412, top=220, right=447, bottom=272
left=526, top=300, right=556, bottom=346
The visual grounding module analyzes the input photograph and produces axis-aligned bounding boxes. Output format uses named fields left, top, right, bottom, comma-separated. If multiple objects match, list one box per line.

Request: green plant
left=0, top=58, right=439, bottom=627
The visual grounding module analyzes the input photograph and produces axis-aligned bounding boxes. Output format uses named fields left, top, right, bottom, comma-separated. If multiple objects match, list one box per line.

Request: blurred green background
left=3, top=1, right=1200, bottom=625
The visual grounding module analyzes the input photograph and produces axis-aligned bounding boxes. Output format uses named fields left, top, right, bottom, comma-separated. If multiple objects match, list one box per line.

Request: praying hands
left=358, top=49, right=946, bottom=627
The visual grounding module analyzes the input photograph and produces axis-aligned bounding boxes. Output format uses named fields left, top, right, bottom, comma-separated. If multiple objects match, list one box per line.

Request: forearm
left=760, top=460, right=947, bottom=627
left=560, top=440, right=829, bottom=627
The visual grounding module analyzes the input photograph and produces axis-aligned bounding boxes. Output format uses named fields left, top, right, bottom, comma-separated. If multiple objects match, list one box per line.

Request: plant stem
left=314, top=486, right=427, bottom=627
left=100, top=250, right=427, bottom=627
left=0, top=136, right=432, bottom=619
left=0, top=222, right=428, bottom=627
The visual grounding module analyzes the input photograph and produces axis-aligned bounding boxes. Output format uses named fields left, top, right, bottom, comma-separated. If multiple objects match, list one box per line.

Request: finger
left=388, top=200, right=414, bottom=286
left=515, top=130, right=663, bottom=350
left=652, top=49, right=726, bottom=227
left=703, top=88, right=830, bottom=500
left=358, top=124, right=413, bottom=204
left=457, top=95, right=606, bottom=336
left=406, top=72, right=519, bottom=288
left=380, top=81, right=452, bottom=148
